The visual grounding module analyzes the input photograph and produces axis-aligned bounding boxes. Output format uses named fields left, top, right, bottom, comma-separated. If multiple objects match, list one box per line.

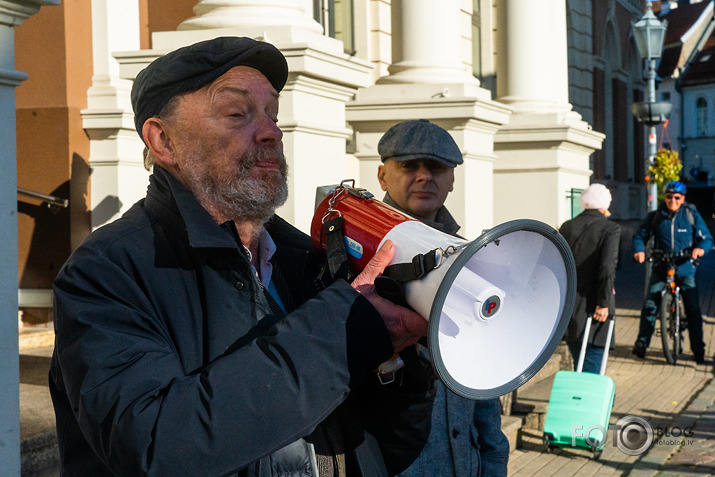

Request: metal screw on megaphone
left=433, top=244, right=465, bottom=268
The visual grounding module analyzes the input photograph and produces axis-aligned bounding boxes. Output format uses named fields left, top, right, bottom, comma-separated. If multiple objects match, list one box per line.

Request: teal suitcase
left=543, top=317, right=615, bottom=459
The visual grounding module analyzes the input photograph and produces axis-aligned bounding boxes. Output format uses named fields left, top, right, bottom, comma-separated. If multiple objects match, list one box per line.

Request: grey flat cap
left=378, top=119, right=463, bottom=167
left=131, top=36, right=288, bottom=142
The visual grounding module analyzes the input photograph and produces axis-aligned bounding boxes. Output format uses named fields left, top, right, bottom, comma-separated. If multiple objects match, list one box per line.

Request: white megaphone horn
left=310, top=180, right=577, bottom=400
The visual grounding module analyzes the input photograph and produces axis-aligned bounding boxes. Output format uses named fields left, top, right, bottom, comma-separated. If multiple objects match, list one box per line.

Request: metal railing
left=17, top=188, right=69, bottom=210
left=566, top=188, right=584, bottom=219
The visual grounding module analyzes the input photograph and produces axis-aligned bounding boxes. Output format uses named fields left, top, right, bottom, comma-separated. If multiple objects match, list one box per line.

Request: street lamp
left=631, top=1, right=669, bottom=212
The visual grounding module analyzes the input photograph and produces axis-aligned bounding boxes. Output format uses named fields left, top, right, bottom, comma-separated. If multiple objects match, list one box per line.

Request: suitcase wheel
left=543, top=434, right=554, bottom=453
left=592, top=446, right=602, bottom=460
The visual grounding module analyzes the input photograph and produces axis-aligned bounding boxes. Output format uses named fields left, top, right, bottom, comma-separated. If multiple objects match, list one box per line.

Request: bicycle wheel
left=660, top=293, right=678, bottom=364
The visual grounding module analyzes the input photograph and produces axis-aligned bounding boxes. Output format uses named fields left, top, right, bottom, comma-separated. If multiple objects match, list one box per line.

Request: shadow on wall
left=92, top=195, right=123, bottom=228
left=17, top=154, right=96, bottom=326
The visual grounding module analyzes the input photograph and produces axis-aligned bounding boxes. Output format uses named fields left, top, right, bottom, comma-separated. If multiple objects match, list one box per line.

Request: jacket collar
left=145, top=165, right=239, bottom=250
left=382, top=192, right=461, bottom=236
left=581, top=209, right=606, bottom=219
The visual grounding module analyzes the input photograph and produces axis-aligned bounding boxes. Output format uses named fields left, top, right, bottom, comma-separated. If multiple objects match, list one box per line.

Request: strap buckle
left=376, top=356, right=405, bottom=385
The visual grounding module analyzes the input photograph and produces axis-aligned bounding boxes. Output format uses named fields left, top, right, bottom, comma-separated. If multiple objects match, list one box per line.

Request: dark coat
left=559, top=209, right=621, bottom=348
left=49, top=166, right=434, bottom=477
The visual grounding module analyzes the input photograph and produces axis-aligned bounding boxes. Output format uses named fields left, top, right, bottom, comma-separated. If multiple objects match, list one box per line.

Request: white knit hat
left=580, top=183, right=612, bottom=210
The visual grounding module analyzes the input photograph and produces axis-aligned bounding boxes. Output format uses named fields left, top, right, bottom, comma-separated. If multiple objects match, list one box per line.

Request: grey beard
left=186, top=146, right=288, bottom=223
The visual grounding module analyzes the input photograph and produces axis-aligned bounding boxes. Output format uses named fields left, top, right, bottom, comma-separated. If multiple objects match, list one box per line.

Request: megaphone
left=311, top=180, right=576, bottom=400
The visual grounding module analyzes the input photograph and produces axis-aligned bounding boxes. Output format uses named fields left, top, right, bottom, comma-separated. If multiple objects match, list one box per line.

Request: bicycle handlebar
left=646, top=248, right=700, bottom=267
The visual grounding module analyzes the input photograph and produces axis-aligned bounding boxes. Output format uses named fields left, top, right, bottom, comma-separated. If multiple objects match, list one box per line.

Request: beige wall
left=14, top=0, right=198, bottom=298
left=144, top=0, right=196, bottom=48
left=15, top=1, right=93, bottom=293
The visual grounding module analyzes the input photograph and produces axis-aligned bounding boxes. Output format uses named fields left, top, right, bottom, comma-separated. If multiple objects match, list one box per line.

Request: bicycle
left=646, top=249, right=698, bottom=364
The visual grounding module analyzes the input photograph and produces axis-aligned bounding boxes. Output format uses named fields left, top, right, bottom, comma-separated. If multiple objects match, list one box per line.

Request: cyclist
left=632, top=181, right=713, bottom=364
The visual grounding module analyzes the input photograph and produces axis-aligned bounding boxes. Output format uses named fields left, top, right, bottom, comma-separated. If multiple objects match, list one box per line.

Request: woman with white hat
left=558, top=184, right=621, bottom=373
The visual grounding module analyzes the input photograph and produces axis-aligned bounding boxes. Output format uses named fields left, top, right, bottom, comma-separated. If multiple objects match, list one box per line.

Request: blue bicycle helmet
left=664, top=181, right=686, bottom=194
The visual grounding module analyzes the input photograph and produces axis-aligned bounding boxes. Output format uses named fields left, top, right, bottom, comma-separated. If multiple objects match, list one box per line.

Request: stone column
left=0, top=1, right=60, bottom=472
left=178, top=0, right=322, bottom=34
left=347, top=0, right=508, bottom=237
left=115, top=1, right=373, bottom=232
left=493, top=0, right=604, bottom=227
left=378, top=0, right=477, bottom=85
left=82, top=0, right=147, bottom=230
left=496, top=0, right=571, bottom=115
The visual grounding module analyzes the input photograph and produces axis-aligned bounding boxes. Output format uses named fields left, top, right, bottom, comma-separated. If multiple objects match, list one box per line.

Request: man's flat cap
left=131, top=36, right=288, bottom=142
left=378, top=119, right=463, bottom=167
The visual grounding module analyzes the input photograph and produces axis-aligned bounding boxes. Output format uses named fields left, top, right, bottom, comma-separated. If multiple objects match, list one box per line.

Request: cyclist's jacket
left=632, top=202, right=713, bottom=277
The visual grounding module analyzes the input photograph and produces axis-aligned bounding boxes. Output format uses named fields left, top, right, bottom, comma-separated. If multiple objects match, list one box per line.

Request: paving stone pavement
left=507, top=222, right=715, bottom=477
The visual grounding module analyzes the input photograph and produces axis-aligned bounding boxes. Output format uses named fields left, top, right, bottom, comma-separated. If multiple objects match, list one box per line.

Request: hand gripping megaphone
left=310, top=180, right=576, bottom=400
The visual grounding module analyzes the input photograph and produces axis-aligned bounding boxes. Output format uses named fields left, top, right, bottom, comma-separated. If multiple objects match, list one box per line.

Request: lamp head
left=632, top=2, right=668, bottom=59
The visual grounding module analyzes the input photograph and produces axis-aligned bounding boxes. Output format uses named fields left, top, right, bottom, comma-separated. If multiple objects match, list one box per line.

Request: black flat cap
left=378, top=119, right=463, bottom=167
left=131, top=36, right=288, bottom=142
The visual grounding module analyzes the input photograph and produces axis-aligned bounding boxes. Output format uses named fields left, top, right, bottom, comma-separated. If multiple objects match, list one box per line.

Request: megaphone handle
left=376, top=354, right=405, bottom=385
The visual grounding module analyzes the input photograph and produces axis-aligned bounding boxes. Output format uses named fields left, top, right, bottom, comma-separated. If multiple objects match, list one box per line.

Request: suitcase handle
left=576, top=316, right=615, bottom=375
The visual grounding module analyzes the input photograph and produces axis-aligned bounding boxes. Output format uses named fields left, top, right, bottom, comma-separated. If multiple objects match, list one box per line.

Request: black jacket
left=50, top=166, right=434, bottom=476
left=559, top=209, right=621, bottom=348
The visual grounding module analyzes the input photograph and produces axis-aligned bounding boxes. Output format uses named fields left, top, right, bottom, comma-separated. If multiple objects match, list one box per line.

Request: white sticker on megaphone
left=343, top=236, right=363, bottom=259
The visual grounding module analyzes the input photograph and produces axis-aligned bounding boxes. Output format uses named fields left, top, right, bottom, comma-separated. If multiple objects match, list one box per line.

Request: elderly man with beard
left=49, top=37, right=434, bottom=477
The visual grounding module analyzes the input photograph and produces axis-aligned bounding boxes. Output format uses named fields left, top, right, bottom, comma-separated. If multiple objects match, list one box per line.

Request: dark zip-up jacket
left=632, top=202, right=713, bottom=277
left=50, top=166, right=434, bottom=476
left=559, top=209, right=621, bottom=348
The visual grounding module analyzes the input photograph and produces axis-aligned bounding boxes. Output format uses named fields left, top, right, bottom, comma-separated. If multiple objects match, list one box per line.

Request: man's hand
left=352, top=240, right=428, bottom=352
left=593, top=306, right=609, bottom=322
left=692, top=248, right=705, bottom=260
left=634, top=252, right=645, bottom=263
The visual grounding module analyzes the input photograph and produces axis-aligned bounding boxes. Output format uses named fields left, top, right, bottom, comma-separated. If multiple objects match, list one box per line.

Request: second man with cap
left=377, top=119, right=510, bottom=477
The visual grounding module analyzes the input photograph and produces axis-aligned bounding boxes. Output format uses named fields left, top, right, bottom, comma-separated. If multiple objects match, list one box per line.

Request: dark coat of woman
left=559, top=209, right=621, bottom=348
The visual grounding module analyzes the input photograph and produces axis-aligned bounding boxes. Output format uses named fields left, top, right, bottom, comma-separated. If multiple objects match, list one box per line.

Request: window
left=472, top=0, right=482, bottom=79
left=696, top=97, right=708, bottom=137
left=314, top=0, right=355, bottom=55
left=661, top=91, right=671, bottom=102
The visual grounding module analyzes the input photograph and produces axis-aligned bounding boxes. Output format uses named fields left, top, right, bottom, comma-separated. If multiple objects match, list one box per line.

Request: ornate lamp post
left=631, top=1, right=670, bottom=212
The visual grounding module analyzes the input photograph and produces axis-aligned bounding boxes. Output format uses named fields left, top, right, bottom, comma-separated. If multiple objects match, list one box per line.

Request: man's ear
left=377, top=164, right=389, bottom=191
left=142, top=118, right=177, bottom=168
left=448, top=167, right=455, bottom=192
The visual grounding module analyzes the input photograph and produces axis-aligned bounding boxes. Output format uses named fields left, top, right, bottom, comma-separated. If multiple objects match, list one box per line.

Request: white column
left=492, top=0, right=604, bottom=228
left=1, top=2, right=59, bottom=472
left=347, top=0, right=509, bottom=237
left=82, top=0, right=147, bottom=229
left=379, top=0, right=477, bottom=85
left=496, top=0, right=571, bottom=115
left=116, top=0, right=373, bottom=233
left=178, top=0, right=322, bottom=34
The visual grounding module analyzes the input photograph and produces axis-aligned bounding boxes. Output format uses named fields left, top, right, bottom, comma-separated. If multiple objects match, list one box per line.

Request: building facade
left=13, top=0, right=619, bottom=319
left=7, top=0, right=670, bottom=468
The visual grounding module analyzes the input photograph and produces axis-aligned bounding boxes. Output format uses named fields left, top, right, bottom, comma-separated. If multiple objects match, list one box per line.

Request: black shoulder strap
left=322, top=216, right=350, bottom=281
left=649, top=210, right=663, bottom=239
left=685, top=203, right=695, bottom=227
